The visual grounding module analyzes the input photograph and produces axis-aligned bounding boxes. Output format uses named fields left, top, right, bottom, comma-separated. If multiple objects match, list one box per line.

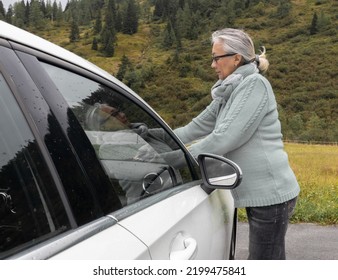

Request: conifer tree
left=122, top=0, right=139, bottom=35
left=109, top=0, right=117, bottom=20
left=94, top=9, right=102, bottom=34
left=176, top=2, right=190, bottom=39
left=69, top=19, right=80, bottom=42
left=45, top=0, right=53, bottom=21
left=310, top=12, right=318, bottom=35
left=40, top=0, right=47, bottom=18
left=78, top=0, right=91, bottom=25
left=92, top=37, right=98, bottom=50
left=25, top=0, right=30, bottom=25
left=186, top=12, right=199, bottom=40
left=100, top=31, right=114, bottom=56
left=116, top=54, right=131, bottom=81
left=163, top=21, right=176, bottom=49
left=5, top=5, right=13, bottom=23
left=153, top=0, right=164, bottom=20
left=91, top=0, right=105, bottom=13
left=0, top=1, right=5, bottom=20
left=55, top=2, right=63, bottom=24
left=13, top=0, right=26, bottom=27
left=100, top=0, right=116, bottom=57
left=29, top=1, right=44, bottom=29
left=115, top=9, right=122, bottom=32
left=52, top=0, right=58, bottom=21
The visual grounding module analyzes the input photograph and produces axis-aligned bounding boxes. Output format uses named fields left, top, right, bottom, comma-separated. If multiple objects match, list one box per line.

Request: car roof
left=0, top=20, right=131, bottom=93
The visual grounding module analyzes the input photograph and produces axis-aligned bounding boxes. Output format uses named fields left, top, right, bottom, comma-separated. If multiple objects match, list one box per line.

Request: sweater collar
left=211, top=63, right=258, bottom=101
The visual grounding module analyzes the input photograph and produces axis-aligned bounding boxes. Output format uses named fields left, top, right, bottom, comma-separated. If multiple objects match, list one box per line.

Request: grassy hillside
left=33, top=0, right=337, bottom=141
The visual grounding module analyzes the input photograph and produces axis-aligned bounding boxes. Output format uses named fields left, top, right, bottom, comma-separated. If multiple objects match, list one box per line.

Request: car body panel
left=116, top=187, right=235, bottom=260
left=9, top=217, right=150, bottom=260
left=50, top=223, right=151, bottom=260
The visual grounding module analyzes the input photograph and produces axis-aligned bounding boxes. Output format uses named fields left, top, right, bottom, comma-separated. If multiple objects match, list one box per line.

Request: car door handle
left=169, top=237, right=197, bottom=260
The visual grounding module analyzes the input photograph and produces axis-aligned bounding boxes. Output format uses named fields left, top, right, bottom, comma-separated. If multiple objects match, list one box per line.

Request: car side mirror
left=198, top=153, right=242, bottom=190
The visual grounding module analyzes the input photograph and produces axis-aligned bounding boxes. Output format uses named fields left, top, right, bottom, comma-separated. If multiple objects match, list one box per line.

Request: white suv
left=0, top=21, right=241, bottom=260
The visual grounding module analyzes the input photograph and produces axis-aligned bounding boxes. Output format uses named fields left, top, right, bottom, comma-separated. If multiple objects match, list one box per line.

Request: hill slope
left=11, top=0, right=338, bottom=142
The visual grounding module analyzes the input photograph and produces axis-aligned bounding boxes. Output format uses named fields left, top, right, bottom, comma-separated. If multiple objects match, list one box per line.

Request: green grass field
left=238, top=143, right=338, bottom=225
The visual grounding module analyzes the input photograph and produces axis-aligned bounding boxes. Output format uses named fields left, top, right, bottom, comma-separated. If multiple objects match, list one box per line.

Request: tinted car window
left=41, top=63, right=193, bottom=206
left=0, top=74, right=70, bottom=258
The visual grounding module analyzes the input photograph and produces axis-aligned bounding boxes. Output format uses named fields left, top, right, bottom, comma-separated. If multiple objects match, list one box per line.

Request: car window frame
left=0, top=44, right=77, bottom=258
left=0, top=43, right=75, bottom=226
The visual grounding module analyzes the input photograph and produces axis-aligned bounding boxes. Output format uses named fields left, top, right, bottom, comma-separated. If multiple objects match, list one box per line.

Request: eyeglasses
left=211, top=53, right=236, bottom=63
left=100, top=106, right=121, bottom=125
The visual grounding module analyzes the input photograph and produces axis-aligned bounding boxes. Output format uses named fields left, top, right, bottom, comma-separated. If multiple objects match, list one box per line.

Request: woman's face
left=211, top=41, right=239, bottom=80
left=99, top=104, right=130, bottom=130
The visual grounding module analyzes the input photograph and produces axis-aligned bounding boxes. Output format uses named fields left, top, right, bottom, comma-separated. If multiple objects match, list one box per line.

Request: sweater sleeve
left=174, top=99, right=220, bottom=144
left=188, top=75, right=270, bottom=158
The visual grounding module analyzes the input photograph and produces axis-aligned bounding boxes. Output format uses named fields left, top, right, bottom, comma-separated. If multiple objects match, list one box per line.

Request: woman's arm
left=188, top=75, right=271, bottom=157
left=174, top=99, right=220, bottom=143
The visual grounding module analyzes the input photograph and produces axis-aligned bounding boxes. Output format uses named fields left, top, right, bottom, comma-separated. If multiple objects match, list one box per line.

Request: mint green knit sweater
left=174, top=69, right=300, bottom=208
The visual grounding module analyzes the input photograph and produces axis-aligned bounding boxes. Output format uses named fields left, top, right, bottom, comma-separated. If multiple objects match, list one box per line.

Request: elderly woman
left=174, top=28, right=300, bottom=259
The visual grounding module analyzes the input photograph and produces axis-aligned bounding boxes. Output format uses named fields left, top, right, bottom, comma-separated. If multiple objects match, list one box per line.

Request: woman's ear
left=234, top=54, right=244, bottom=67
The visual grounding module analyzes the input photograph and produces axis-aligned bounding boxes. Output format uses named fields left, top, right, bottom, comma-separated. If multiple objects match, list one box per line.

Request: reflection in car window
left=0, top=74, right=70, bottom=258
left=41, top=63, right=192, bottom=206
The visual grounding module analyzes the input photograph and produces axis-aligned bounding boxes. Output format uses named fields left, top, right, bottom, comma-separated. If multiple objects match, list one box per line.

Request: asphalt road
left=235, top=222, right=338, bottom=260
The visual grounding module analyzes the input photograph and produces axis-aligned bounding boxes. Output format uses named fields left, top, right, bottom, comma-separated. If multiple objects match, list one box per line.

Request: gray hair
left=85, top=103, right=105, bottom=130
left=211, top=28, right=269, bottom=73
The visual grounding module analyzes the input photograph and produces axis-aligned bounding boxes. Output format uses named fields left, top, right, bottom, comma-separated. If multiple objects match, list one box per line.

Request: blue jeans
left=245, top=197, right=297, bottom=260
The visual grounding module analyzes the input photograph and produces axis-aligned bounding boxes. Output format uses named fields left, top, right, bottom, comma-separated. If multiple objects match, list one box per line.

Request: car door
left=0, top=44, right=152, bottom=260
left=13, top=45, right=237, bottom=259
